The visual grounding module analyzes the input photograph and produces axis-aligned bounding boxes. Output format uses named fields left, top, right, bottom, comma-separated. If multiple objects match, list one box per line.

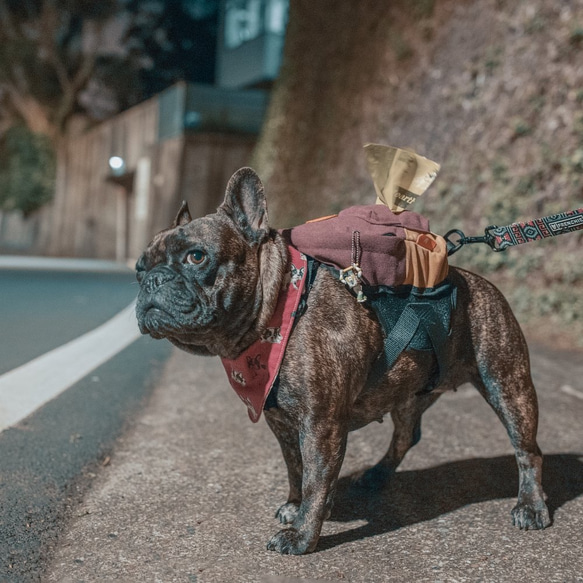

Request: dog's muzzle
left=136, top=265, right=207, bottom=340
left=136, top=266, right=183, bottom=337
left=141, top=266, right=177, bottom=295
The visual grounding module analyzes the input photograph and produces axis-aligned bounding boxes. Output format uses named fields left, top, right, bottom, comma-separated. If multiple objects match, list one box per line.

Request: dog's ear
left=172, top=200, right=193, bottom=228
left=220, top=167, right=269, bottom=245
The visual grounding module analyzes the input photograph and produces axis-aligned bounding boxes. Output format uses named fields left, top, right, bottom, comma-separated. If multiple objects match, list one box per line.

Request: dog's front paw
left=511, top=500, right=551, bottom=530
left=275, top=502, right=300, bottom=525
left=266, top=528, right=315, bottom=555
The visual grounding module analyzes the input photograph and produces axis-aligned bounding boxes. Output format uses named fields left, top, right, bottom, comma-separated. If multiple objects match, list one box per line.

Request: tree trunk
left=252, top=0, right=417, bottom=227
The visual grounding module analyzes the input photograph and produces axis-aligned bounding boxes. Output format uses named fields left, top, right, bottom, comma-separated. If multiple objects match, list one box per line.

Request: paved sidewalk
left=45, top=345, right=583, bottom=583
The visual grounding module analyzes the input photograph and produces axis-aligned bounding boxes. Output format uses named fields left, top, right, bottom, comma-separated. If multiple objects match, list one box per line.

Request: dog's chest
left=220, top=246, right=308, bottom=422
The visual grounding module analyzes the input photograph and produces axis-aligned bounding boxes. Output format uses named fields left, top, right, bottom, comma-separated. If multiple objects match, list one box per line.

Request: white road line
left=0, top=255, right=132, bottom=272
left=561, top=385, right=583, bottom=401
left=0, top=302, right=141, bottom=432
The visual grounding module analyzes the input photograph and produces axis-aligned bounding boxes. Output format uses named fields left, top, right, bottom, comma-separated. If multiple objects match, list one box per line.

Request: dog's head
left=135, top=167, right=282, bottom=358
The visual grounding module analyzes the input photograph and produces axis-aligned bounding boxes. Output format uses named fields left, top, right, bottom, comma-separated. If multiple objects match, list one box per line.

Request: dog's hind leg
left=454, top=267, right=550, bottom=529
left=354, top=392, right=441, bottom=489
left=472, top=358, right=551, bottom=530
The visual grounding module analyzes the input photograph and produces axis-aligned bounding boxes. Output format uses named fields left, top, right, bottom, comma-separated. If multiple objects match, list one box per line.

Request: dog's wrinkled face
left=135, top=168, right=270, bottom=358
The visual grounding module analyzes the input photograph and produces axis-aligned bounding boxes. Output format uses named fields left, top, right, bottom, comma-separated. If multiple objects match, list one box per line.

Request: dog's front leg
left=264, top=410, right=303, bottom=525
left=267, top=420, right=347, bottom=555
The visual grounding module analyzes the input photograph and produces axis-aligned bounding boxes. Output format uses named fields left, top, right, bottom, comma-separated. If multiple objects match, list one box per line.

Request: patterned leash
left=444, top=208, right=583, bottom=256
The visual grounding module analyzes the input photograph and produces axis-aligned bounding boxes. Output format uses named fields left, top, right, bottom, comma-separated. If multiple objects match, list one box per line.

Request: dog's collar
left=220, top=245, right=308, bottom=422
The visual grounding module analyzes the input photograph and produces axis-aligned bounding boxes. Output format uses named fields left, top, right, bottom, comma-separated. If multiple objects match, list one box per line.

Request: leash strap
left=445, top=207, right=583, bottom=256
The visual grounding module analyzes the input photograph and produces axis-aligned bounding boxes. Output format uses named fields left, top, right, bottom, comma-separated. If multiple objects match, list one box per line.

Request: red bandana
left=220, top=246, right=307, bottom=422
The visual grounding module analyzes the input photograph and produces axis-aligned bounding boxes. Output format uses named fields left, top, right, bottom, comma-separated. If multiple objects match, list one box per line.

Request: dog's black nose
left=143, top=267, right=176, bottom=294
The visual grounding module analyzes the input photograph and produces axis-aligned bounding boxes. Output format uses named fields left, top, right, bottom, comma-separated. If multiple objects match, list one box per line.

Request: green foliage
left=508, top=281, right=583, bottom=342
left=411, top=0, right=435, bottom=19
left=432, top=133, right=583, bottom=345
left=0, top=126, right=56, bottom=215
left=391, top=31, right=414, bottom=61
left=484, top=46, right=503, bottom=72
left=512, top=118, right=533, bottom=139
left=569, top=25, right=583, bottom=46
left=541, top=240, right=583, bottom=284
left=525, top=14, right=546, bottom=35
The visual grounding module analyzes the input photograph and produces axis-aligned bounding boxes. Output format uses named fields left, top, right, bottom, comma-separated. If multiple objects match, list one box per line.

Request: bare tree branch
left=54, top=51, right=97, bottom=131
left=38, top=0, right=73, bottom=94
left=2, top=81, right=52, bottom=135
left=11, top=64, right=32, bottom=96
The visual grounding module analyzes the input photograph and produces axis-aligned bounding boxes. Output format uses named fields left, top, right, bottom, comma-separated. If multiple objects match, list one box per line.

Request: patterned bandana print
left=220, top=246, right=307, bottom=422
left=490, top=208, right=583, bottom=250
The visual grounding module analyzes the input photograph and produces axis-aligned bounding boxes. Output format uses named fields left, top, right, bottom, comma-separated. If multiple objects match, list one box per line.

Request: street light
left=108, top=156, right=126, bottom=176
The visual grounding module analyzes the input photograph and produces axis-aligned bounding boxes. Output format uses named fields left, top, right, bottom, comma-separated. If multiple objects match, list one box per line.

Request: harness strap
left=379, top=304, right=421, bottom=370
left=368, top=301, right=450, bottom=391
left=410, top=303, right=449, bottom=387
left=292, top=256, right=321, bottom=319
left=264, top=256, right=320, bottom=411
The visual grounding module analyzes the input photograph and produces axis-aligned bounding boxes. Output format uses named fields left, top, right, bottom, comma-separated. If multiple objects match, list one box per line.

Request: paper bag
left=364, top=143, right=440, bottom=212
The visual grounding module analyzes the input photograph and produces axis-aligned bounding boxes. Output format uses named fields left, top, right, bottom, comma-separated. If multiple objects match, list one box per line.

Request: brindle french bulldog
left=135, top=167, right=550, bottom=555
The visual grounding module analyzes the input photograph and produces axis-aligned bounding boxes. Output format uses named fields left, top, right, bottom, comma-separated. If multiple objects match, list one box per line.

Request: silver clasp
left=339, top=265, right=367, bottom=303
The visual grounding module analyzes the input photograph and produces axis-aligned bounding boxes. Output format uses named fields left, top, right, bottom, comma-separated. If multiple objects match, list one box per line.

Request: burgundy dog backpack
left=283, top=204, right=456, bottom=390
left=285, top=204, right=449, bottom=289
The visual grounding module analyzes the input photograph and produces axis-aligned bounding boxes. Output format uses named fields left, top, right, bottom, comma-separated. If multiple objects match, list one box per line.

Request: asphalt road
left=0, top=261, right=172, bottom=582
left=1, top=267, right=140, bottom=375
left=42, top=338, right=583, bottom=582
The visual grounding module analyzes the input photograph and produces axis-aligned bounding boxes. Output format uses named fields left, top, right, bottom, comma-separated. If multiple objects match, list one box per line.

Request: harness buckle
left=340, top=265, right=367, bottom=303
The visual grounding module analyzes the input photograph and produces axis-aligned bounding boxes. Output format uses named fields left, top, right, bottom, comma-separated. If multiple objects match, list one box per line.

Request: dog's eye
left=184, top=250, right=206, bottom=265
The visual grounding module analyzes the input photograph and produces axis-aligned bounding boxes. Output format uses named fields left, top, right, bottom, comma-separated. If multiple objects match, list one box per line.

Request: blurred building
left=1, top=0, right=289, bottom=261
left=217, top=0, right=288, bottom=89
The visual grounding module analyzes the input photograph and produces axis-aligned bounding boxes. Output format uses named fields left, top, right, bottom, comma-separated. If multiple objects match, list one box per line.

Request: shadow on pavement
left=319, top=453, right=583, bottom=551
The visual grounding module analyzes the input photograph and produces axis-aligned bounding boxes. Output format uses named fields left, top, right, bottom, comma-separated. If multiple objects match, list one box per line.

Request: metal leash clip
left=444, top=227, right=500, bottom=256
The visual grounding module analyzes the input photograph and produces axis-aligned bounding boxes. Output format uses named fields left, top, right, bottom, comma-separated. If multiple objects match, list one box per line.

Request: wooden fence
left=1, top=84, right=259, bottom=261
